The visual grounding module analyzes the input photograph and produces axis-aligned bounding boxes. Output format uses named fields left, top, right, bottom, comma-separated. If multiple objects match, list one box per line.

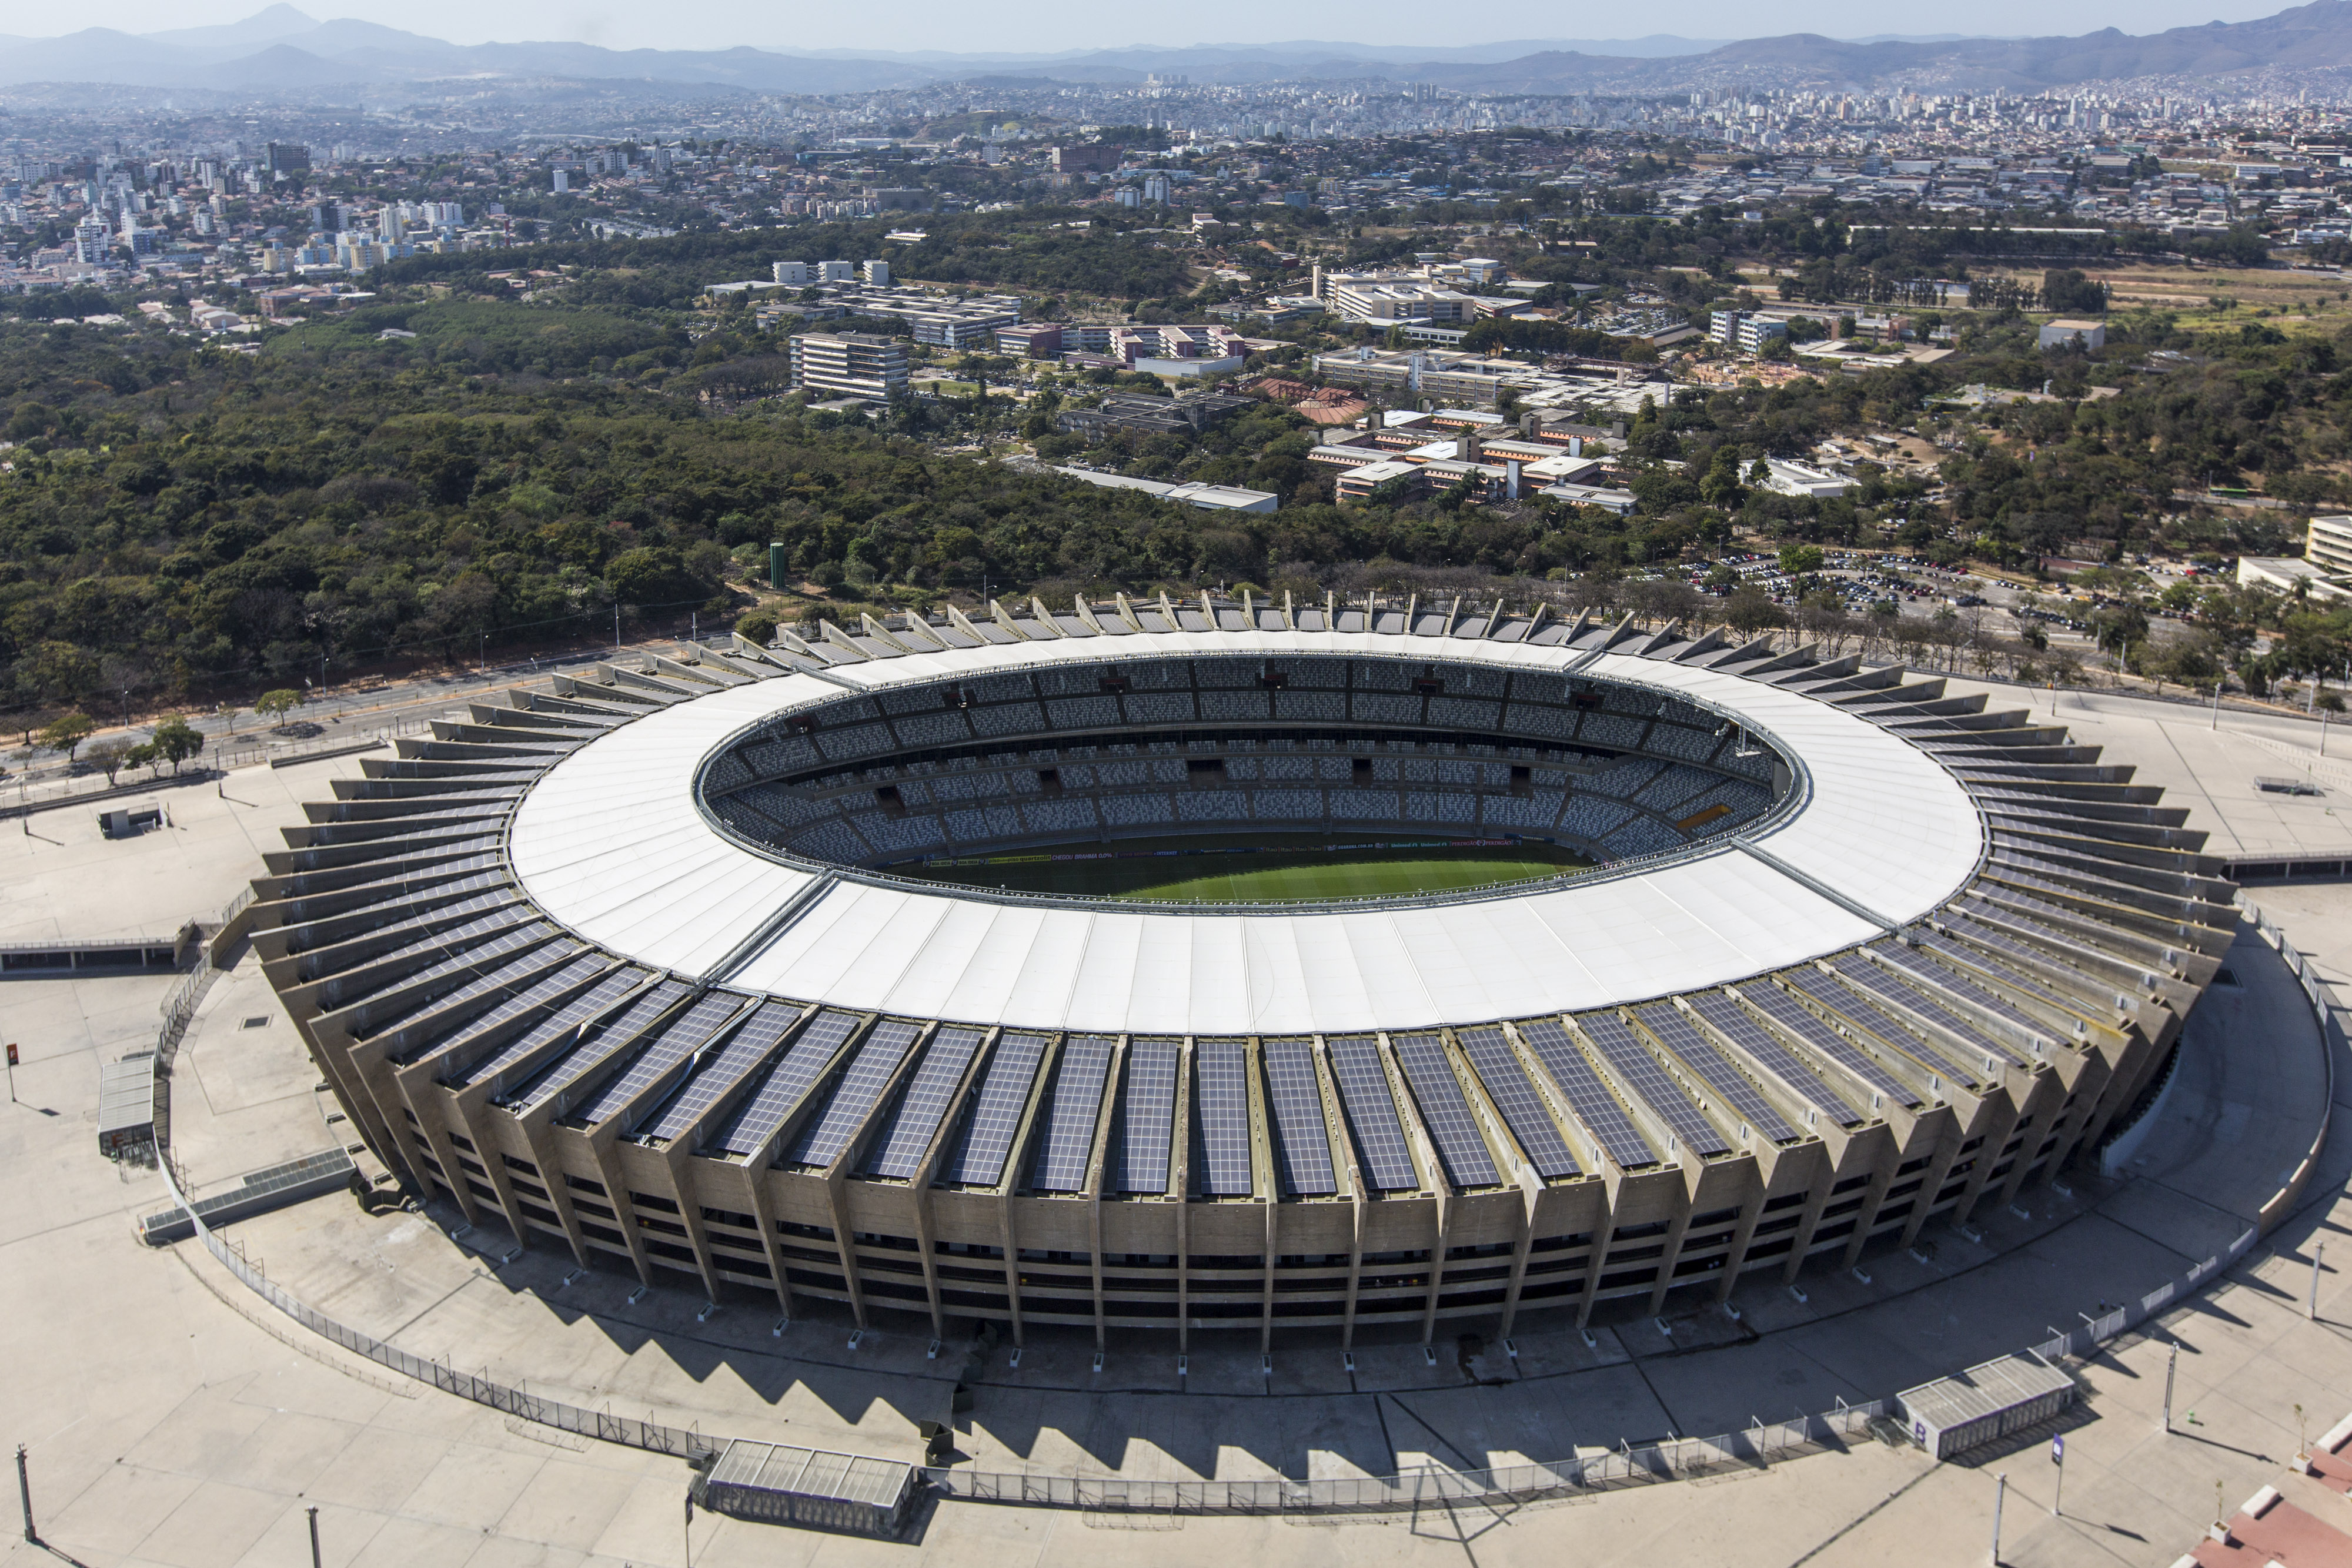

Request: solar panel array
left=1914, top=926, right=2078, bottom=1012
left=1389, top=1034, right=1501, bottom=1188
left=1833, top=954, right=2022, bottom=1068
left=1113, top=1037, right=1182, bottom=1195
left=1453, top=1027, right=1578, bottom=1179
left=1324, top=1035, right=1419, bottom=1191
left=1786, top=968, right=1976, bottom=1087
left=1515, top=1018, right=1659, bottom=1168
left=450, top=965, right=647, bottom=1089
left=1631, top=1004, right=1799, bottom=1144
left=564, top=990, right=747, bottom=1129
left=643, top=1001, right=803, bottom=1144
left=1193, top=1038, right=1255, bottom=1196
left=945, top=1031, right=1050, bottom=1187
left=788, top=1019, right=922, bottom=1168
left=1872, top=944, right=2053, bottom=1047
left=1574, top=1012, right=1729, bottom=1156
left=507, top=979, right=690, bottom=1112
left=1684, top=990, right=1863, bottom=1126
left=1736, top=982, right=1919, bottom=1108
left=373, top=933, right=573, bottom=1053
left=863, top=1026, right=985, bottom=1179
left=1030, top=1035, right=1116, bottom=1193
left=414, top=952, right=613, bottom=1075
left=709, top=1008, right=859, bottom=1156
left=1259, top=1037, right=1337, bottom=1196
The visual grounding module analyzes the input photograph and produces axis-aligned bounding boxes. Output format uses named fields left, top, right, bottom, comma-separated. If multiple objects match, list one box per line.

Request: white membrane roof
left=506, top=628, right=1983, bottom=1035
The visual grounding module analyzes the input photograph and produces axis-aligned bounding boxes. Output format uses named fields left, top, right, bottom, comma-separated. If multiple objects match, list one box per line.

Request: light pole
left=2161, top=1340, right=2177, bottom=1433
left=1990, top=1471, right=2006, bottom=1566
left=2312, top=1241, right=2326, bottom=1322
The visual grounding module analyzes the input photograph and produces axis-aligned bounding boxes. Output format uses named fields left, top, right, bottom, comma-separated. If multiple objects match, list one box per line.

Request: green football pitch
left=906, top=834, right=1593, bottom=904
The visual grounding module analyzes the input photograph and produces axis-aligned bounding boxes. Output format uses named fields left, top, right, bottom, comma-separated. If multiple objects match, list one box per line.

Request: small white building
left=2038, top=318, right=2106, bottom=350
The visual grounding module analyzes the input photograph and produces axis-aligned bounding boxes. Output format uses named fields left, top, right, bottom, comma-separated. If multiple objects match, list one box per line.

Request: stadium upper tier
left=256, top=593, right=2233, bottom=1349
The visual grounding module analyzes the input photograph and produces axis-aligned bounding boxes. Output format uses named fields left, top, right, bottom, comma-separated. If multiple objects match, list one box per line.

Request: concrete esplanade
left=256, top=591, right=2226, bottom=1354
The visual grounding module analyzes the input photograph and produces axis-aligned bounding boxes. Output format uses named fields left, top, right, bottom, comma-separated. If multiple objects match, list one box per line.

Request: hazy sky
left=0, top=0, right=2302, bottom=54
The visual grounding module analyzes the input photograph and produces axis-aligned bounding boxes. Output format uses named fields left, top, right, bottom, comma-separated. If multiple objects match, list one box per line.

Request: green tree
left=39, top=712, right=95, bottom=760
left=254, top=690, right=302, bottom=728
left=149, top=716, right=204, bottom=774
left=734, top=609, right=780, bottom=647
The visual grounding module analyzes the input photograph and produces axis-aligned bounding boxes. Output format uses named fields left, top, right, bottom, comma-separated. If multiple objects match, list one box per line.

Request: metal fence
left=925, top=1403, right=1885, bottom=1514
left=152, top=1152, right=715, bottom=1462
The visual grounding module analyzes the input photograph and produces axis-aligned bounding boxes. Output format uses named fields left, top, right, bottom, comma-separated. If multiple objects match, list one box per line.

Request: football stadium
left=255, top=593, right=2226, bottom=1350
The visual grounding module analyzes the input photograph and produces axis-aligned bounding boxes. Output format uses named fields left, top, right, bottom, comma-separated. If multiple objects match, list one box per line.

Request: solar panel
left=1390, top=1034, right=1501, bottom=1188
left=1684, top=991, right=1863, bottom=1126
left=788, top=1019, right=923, bottom=1168
left=565, top=990, right=747, bottom=1128
left=1735, top=982, right=1919, bottom=1108
left=449, top=965, right=648, bottom=1089
left=1832, top=954, right=2022, bottom=1069
left=350, top=903, right=539, bottom=981
left=1324, top=1035, right=1418, bottom=1191
left=710, top=1008, right=861, bottom=1157
left=360, top=923, right=560, bottom=1038
left=1030, top=1035, right=1116, bottom=1193
left=301, top=890, right=520, bottom=971
left=1913, top=929, right=2086, bottom=1018
left=944, top=1031, right=1050, bottom=1188
left=376, top=940, right=581, bottom=1057
left=1193, top=1038, right=1255, bottom=1196
left=507, top=979, right=691, bottom=1112
left=1112, top=1037, right=1182, bottom=1195
left=1631, top=1004, right=1800, bottom=1144
left=1945, top=908, right=2105, bottom=998
left=1575, top=1014, right=1729, bottom=1157
left=1786, top=968, right=1977, bottom=1088
left=1454, top=1027, right=1579, bottom=1179
left=1872, top=944, right=2055, bottom=1047
left=1515, top=1018, right=1658, bottom=1169
left=642, top=1001, right=804, bottom=1144
left=1261, top=1037, right=1337, bottom=1196
left=404, top=948, right=604, bottom=1071
left=863, top=1026, right=986, bottom=1179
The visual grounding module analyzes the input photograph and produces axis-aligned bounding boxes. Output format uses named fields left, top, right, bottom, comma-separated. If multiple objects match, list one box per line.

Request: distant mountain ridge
left=0, top=4, right=2338, bottom=96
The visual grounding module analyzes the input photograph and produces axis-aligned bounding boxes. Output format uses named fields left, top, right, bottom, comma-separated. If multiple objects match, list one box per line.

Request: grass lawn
left=907, top=833, right=1593, bottom=903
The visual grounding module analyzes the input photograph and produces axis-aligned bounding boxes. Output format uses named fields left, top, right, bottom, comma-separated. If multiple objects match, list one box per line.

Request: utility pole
left=614, top=602, right=621, bottom=653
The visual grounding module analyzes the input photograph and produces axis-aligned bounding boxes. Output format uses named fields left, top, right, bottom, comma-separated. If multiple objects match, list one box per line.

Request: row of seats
left=721, top=774, right=1768, bottom=872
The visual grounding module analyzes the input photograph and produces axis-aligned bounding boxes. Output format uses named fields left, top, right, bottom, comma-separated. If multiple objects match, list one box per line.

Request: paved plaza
left=1, top=681, right=2348, bottom=1567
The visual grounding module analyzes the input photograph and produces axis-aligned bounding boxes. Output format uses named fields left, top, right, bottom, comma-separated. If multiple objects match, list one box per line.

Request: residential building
left=789, top=332, right=908, bottom=402
left=773, top=260, right=810, bottom=285
left=862, top=259, right=890, bottom=286
left=265, top=143, right=309, bottom=178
